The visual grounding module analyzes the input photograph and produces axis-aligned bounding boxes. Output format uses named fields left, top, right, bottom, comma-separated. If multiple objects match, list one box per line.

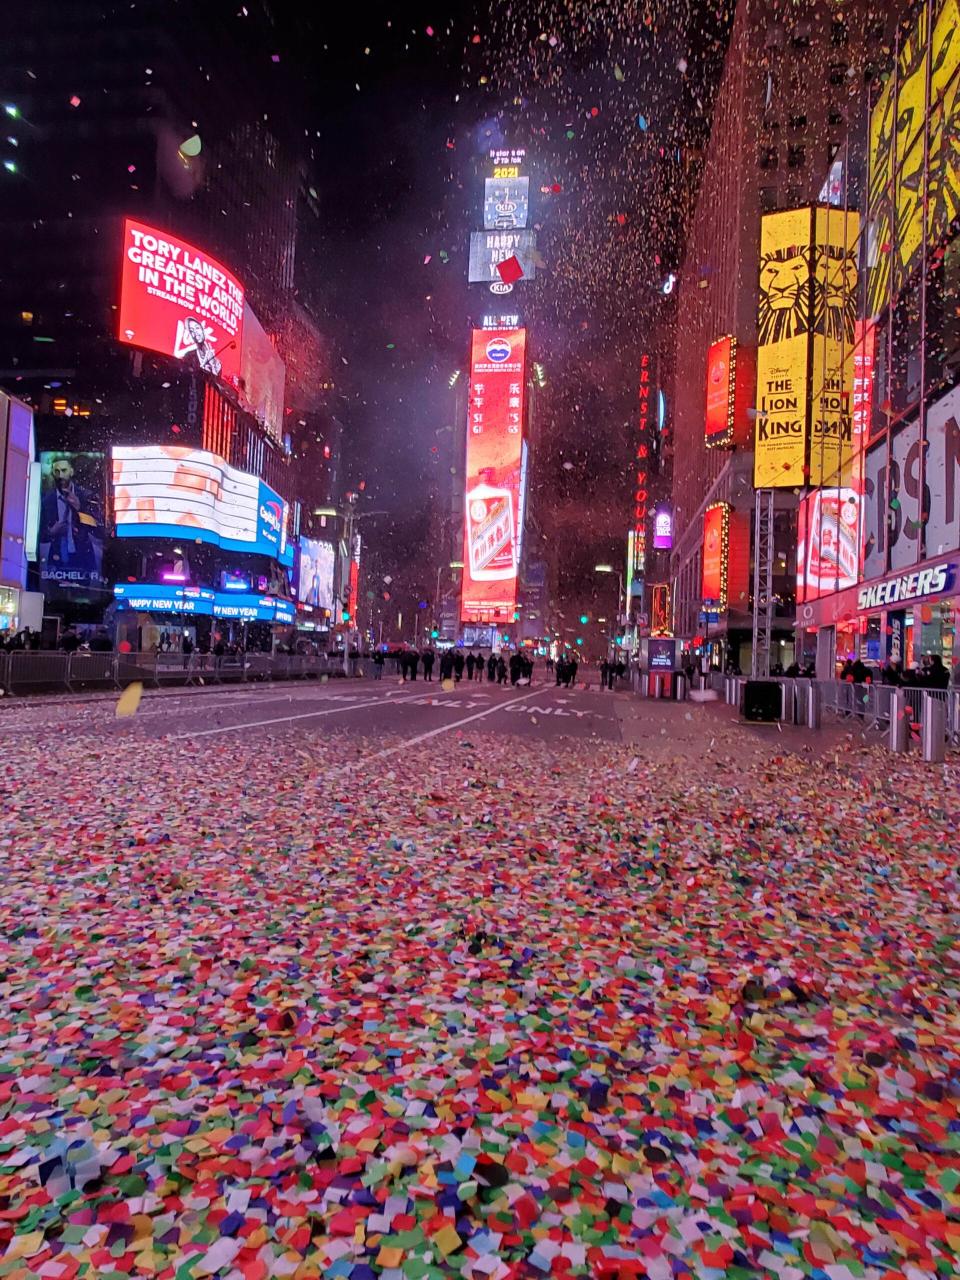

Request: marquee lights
left=702, top=501, right=732, bottom=610
left=705, top=335, right=738, bottom=448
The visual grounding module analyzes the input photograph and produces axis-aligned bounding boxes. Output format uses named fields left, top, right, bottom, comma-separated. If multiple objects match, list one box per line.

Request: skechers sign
left=112, top=445, right=292, bottom=566
left=857, top=562, right=954, bottom=612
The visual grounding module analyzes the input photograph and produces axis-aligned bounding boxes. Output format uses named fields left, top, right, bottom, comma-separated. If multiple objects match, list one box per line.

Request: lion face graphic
left=813, top=245, right=858, bottom=346
left=867, top=0, right=960, bottom=314
left=758, top=247, right=810, bottom=345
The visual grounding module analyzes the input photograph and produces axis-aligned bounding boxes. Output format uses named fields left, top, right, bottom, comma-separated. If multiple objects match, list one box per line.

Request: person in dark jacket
left=927, top=654, right=950, bottom=689
left=850, top=658, right=869, bottom=683
left=422, top=648, right=435, bottom=680
left=509, top=652, right=521, bottom=686
left=487, top=653, right=497, bottom=682
left=454, top=651, right=466, bottom=682
left=474, top=651, right=485, bottom=681
left=466, top=652, right=476, bottom=681
left=496, top=655, right=507, bottom=684
left=439, top=649, right=455, bottom=682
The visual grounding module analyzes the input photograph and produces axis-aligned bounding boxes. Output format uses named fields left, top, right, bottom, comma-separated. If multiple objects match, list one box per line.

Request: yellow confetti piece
left=433, top=1223, right=462, bottom=1256
left=116, top=681, right=143, bottom=718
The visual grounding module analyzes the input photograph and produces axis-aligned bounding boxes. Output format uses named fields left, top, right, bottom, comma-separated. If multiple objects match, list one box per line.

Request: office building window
left=760, top=146, right=779, bottom=170
left=787, top=144, right=805, bottom=168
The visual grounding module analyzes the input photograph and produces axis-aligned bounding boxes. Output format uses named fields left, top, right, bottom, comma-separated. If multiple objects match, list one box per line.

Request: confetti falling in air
left=0, top=721, right=958, bottom=1277
left=114, top=681, right=143, bottom=718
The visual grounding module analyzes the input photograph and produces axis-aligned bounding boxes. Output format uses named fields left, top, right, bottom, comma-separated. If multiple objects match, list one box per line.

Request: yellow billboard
left=754, top=208, right=814, bottom=488
left=866, top=0, right=960, bottom=316
left=808, top=207, right=861, bottom=488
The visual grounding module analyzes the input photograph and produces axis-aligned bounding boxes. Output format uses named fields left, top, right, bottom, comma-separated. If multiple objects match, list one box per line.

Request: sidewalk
left=611, top=691, right=895, bottom=763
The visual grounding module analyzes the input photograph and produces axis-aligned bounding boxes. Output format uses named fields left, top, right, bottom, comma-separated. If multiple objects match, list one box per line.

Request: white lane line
left=166, top=690, right=425, bottom=740
left=365, top=688, right=542, bottom=761
left=0, top=683, right=413, bottom=727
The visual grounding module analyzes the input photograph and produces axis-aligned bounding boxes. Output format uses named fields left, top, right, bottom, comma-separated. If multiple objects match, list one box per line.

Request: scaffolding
left=751, top=488, right=775, bottom=678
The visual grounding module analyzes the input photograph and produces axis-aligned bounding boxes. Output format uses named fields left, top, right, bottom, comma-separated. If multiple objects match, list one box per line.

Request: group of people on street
left=0, top=627, right=41, bottom=652
left=554, top=654, right=579, bottom=687
left=388, top=648, right=539, bottom=686
left=598, top=658, right=627, bottom=690
left=876, top=655, right=952, bottom=689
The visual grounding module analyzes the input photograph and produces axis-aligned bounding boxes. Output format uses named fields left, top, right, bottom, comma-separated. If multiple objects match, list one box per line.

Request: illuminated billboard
left=808, top=206, right=860, bottom=488
left=867, top=0, right=960, bottom=316
left=118, top=218, right=245, bottom=384
left=796, top=488, right=861, bottom=602
left=705, top=336, right=737, bottom=447
left=468, top=230, right=537, bottom=284
left=37, top=452, right=108, bottom=592
left=348, top=533, right=361, bottom=622
left=484, top=177, right=530, bottom=230
left=461, top=328, right=525, bottom=621
left=755, top=208, right=814, bottom=488
left=702, top=503, right=729, bottom=608
left=238, top=302, right=285, bottom=442
left=653, top=508, right=673, bottom=550
left=113, top=583, right=295, bottom=623
left=298, top=538, right=335, bottom=611
left=754, top=207, right=859, bottom=488
left=112, top=445, right=292, bottom=565
left=702, top=502, right=749, bottom=612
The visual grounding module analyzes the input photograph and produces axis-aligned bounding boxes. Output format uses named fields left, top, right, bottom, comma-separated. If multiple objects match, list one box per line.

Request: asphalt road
left=0, top=675, right=628, bottom=749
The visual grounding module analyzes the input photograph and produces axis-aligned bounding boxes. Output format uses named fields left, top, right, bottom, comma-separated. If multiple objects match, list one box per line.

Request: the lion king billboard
left=754, top=207, right=859, bottom=489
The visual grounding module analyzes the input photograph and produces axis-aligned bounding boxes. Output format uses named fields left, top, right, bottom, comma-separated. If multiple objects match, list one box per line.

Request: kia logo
left=489, top=282, right=513, bottom=295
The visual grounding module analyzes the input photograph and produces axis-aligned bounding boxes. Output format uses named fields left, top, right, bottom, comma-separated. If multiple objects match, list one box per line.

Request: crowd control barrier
left=0, top=650, right=344, bottom=696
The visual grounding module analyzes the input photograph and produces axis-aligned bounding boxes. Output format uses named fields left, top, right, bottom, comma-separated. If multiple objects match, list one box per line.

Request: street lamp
left=595, top=565, right=624, bottom=659
left=327, top=501, right=387, bottom=671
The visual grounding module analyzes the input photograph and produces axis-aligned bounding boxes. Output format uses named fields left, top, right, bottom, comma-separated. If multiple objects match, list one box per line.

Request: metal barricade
left=6, top=650, right=71, bottom=693
left=780, top=678, right=796, bottom=724
left=66, top=652, right=118, bottom=690
left=806, top=681, right=822, bottom=729
left=889, top=690, right=910, bottom=753
left=949, top=690, right=960, bottom=746
left=117, top=651, right=160, bottom=688
left=922, top=693, right=947, bottom=763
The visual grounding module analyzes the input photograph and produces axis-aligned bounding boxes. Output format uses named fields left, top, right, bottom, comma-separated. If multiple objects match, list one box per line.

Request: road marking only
left=366, top=688, right=542, bottom=761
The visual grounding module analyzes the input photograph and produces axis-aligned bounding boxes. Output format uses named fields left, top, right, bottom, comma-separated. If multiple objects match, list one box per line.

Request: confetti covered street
left=1, top=690, right=959, bottom=1279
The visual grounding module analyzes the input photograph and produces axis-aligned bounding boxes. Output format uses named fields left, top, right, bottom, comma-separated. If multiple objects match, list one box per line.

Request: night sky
left=291, top=1, right=732, bottom=605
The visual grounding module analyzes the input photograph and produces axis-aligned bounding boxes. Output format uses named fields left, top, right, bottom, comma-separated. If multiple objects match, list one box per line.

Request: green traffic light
left=579, top=614, right=588, bottom=624
left=341, top=611, right=351, bottom=622
left=576, top=637, right=583, bottom=646
left=430, top=629, right=439, bottom=638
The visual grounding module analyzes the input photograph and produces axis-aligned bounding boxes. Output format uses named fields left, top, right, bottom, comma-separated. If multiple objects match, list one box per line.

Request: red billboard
left=705, top=335, right=754, bottom=448
left=118, top=218, right=245, bottom=384
left=461, top=328, right=525, bottom=622
left=702, top=502, right=729, bottom=606
left=705, top=336, right=736, bottom=446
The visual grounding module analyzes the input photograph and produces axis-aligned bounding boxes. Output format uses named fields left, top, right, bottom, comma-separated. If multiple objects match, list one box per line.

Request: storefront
left=797, top=559, right=957, bottom=677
